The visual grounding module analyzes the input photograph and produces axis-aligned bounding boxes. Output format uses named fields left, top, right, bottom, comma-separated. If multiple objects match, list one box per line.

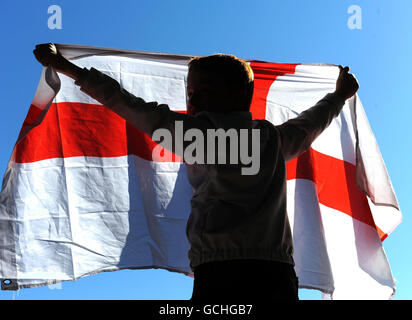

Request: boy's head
left=186, top=54, right=254, bottom=115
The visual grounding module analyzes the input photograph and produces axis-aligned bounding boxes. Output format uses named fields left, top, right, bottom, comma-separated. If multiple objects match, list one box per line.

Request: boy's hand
left=334, top=65, right=359, bottom=100
left=33, top=43, right=84, bottom=81
left=33, top=43, right=67, bottom=71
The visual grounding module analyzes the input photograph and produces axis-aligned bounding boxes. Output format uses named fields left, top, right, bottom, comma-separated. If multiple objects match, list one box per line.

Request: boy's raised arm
left=277, top=66, right=359, bottom=163
left=33, top=43, right=207, bottom=155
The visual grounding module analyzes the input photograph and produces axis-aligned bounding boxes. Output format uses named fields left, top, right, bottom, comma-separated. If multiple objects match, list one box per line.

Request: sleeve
left=277, top=92, right=346, bottom=163
left=74, top=67, right=210, bottom=156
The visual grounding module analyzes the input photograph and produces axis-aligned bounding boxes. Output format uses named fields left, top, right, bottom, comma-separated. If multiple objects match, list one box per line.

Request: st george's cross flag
left=0, top=44, right=401, bottom=299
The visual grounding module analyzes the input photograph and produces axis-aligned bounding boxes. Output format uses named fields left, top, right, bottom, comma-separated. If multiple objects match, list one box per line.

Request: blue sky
left=0, top=0, right=411, bottom=300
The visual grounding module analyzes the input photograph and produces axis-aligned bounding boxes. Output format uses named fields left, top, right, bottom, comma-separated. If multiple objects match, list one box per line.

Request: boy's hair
left=188, top=54, right=254, bottom=112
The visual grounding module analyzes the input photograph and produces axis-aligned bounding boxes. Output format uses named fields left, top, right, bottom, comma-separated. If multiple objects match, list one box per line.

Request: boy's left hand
left=334, top=65, right=359, bottom=100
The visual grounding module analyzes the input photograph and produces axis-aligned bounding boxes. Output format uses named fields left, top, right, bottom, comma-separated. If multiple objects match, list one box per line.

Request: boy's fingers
left=49, top=43, right=57, bottom=54
left=338, top=65, right=350, bottom=73
left=35, top=43, right=52, bottom=51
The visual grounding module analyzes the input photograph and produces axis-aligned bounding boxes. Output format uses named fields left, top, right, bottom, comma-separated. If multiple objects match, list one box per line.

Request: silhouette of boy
left=34, top=43, right=359, bottom=301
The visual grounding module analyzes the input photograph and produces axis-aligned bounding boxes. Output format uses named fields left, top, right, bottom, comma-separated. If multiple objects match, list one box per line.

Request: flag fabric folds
left=0, top=44, right=401, bottom=299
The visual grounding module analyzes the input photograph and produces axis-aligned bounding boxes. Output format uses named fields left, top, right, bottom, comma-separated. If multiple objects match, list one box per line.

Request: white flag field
left=0, top=44, right=402, bottom=299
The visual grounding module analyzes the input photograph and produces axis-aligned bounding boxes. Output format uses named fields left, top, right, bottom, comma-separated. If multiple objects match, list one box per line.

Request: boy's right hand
left=334, top=65, right=359, bottom=101
left=33, top=43, right=67, bottom=71
left=33, top=43, right=85, bottom=81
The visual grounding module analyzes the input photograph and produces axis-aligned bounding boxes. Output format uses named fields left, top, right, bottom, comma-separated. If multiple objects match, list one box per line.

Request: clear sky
left=0, top=0, right=410, bottom=300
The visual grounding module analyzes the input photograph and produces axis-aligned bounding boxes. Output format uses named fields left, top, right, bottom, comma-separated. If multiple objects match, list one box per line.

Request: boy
left=33, top=43, right=359, bottom=301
